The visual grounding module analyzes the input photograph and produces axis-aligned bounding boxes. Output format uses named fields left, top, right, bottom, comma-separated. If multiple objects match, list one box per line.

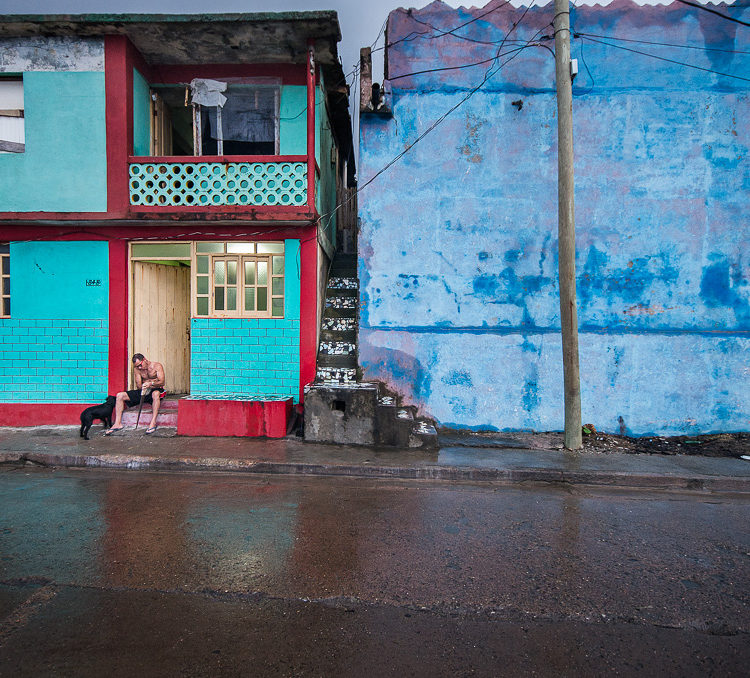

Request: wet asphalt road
left=0, top=467, right=748, bottom=677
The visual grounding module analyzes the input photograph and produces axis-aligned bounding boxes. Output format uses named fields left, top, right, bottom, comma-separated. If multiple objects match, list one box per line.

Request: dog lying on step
left=80, top=396, right=116, bottom=440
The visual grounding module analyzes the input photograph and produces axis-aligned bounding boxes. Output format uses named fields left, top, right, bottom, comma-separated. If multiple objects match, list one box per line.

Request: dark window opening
left=331, top=400, right=346, bottom=413
left=146, top=82, right=279, bottom=158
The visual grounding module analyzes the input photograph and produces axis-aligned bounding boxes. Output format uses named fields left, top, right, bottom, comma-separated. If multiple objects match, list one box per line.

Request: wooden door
left=150, top=90, right=173, bottom=156
left=132, top=262, right=190, bottom=393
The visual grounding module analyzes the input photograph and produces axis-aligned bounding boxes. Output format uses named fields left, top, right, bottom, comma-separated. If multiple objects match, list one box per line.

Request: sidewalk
left=0, top=425, right=748, bottom=492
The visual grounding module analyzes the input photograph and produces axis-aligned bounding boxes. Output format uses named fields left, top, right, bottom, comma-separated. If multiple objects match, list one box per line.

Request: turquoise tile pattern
left=0, top=319, right=108, bottom=402
left=190, top=318, right=301, bottom=402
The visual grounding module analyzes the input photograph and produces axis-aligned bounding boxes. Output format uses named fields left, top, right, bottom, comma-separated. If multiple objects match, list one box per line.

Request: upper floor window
left=199, top=84, right=279, bottom=156
left=0, top=77, right=24, bottom=154
left=0, top=244, right=10, bottom=317
left=147, top=79, right=280, bottom=157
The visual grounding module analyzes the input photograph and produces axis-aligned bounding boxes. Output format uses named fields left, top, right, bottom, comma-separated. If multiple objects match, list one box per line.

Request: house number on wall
left=86, top=279, right=101, bottom=287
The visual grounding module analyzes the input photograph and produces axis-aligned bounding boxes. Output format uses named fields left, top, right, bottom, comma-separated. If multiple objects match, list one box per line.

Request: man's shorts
left=125, top=388, right=165, bottom=407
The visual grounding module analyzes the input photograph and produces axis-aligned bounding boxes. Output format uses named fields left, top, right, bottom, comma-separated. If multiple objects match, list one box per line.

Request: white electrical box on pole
left=553, top=0, right=582, bottom=450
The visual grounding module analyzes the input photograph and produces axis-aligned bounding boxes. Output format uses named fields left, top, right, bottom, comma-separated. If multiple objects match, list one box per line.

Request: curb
left=2, top=451, right=748, bottom=493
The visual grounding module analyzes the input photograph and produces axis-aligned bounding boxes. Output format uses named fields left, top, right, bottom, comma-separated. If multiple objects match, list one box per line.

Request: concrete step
left=327, top=276, right=358, bottom=290
left=410, top=420, right=439, bottom=449
left=121, top=409, right=179, bottom=427
left=325, top=287, right=357, bottom=298
left=120, top=396, right=179, bottom=427
left=323, top=307, right=357, bottom=320
left=317, top=354, right=357, bottom=369
left=325, top=294, right=357, bottom=310
left=319, top=340, right=357, bottom=356
left=322, top=316, right=357, bottom=332
left=375, top=402, right=416, bottom=447
left=320, top=328, right=356, bottom=343
left=304, top=382, right=379, bottom=445
left=316, top=366, right=357, bottom=384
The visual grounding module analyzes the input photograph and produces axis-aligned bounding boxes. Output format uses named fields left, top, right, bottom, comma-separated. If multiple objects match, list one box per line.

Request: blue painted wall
left=0, top=71, right=107, bottom=212
left=190, top=239, right=301, bottom=401
left=0, top=241, right=110, bottom=402
left=358, top=1, right=750, bottom=436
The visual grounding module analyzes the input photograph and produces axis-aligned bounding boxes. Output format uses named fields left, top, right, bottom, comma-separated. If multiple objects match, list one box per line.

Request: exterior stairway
left=305, top=252, right=438, bottom=449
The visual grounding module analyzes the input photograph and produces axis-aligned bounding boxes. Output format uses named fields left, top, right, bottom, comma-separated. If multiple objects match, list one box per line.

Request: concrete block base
left=304, top=384, right=378, bottom=445
left=177, top=398, right=292, bottom=438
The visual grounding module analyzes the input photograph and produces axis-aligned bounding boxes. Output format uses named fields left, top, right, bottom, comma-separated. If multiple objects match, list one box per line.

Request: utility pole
left=553, top=0, right=582, bottom=450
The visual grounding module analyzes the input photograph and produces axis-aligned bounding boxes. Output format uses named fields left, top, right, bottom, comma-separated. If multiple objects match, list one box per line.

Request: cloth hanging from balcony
left=189, top=78, right=227, bottom=108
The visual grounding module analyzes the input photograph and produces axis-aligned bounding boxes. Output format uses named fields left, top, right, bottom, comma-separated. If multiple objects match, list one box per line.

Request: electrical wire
left=388, top=45, right=531, bottom=82
left=673, top=0, right=750, bottom=28
left=378, top=1, right=514, bottom=52
left=582, top=35, right=750, bottom=83
left=575, top=31, right=750, bottom=55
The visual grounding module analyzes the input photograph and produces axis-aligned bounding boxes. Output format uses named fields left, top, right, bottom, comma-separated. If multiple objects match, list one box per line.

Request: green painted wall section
left=10, top=241, right=109, bottom=319
left=279, top=85, right=306, bottom=155
left=278, top=84, right=325, bottom=167
left=133, top=68, right=151, bottom=156
left=0, top=72, right=107, bottom=212
left=283, top=238, right=301, bottom=320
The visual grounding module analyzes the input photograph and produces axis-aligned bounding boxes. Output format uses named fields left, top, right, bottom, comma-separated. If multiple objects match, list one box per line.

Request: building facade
left=358, top=0, right=749, bottom=436
left=0, top=12, right=354, bottom=435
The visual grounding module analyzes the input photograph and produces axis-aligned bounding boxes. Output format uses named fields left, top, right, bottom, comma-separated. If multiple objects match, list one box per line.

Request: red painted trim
left=299, top=228, right=318, bottom=402
left=0, top=210, right=315, bottom=222
left=105, top=36, right=131, bottom=219
left=129, top=155, right=307, bottom=163
left=306, top=41, right=316, bottom=214
left=128, top=206, right=313, bottom=219
left=127, top=41, right=155, bottom=84
left=0, top=224, right=316, bottom=241
left=0, top=404, right=92, bottom=426
left=0, top=212, right=111, bottom=221
left=152, top=63, right=306, bottom=85
left=177, top=398, right=291, bottom=437
left=108, top=240, right=129, bottom=394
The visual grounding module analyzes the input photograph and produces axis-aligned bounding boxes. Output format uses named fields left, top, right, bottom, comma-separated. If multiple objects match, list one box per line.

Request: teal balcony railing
left=128, top=157, right=308, bottom=208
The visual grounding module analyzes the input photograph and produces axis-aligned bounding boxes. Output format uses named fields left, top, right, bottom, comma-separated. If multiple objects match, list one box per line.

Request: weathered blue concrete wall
left=0, top=37, right=107, bottom=213
left=358, top=1, right=750, bottom=435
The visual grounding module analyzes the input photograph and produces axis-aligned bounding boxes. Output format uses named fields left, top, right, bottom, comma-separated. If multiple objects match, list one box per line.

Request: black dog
left=80, top=396, right=116, bottom=440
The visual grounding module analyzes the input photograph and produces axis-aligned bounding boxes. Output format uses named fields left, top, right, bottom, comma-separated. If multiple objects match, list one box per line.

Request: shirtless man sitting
left=105, top=353, right=166, bottom=435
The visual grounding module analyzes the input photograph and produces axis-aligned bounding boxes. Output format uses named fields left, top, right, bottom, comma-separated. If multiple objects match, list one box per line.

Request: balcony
left=128, top=156, right=314, bottom=212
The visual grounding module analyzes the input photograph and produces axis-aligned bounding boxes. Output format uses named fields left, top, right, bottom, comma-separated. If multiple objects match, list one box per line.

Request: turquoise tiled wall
left=0, top=319, right=108, bottom=403
left=190, top=318, right=300, bottom=401
left=189, top=238, right=302, bottom=402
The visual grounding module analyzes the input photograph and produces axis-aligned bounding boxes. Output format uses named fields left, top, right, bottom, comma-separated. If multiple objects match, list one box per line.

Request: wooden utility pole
left=553, top=0, right=582, bottom=450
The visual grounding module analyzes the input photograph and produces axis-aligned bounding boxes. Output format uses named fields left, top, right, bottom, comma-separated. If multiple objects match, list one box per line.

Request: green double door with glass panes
left=194, top=241, right=285, bottom=318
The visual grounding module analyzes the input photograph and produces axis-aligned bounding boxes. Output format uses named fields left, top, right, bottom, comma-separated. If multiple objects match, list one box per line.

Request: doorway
left=131, top=261, right=191, bottom=393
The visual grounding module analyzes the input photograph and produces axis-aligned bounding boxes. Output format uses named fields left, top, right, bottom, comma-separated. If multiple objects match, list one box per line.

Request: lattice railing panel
left=129, top=162, right=307, bottom=207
